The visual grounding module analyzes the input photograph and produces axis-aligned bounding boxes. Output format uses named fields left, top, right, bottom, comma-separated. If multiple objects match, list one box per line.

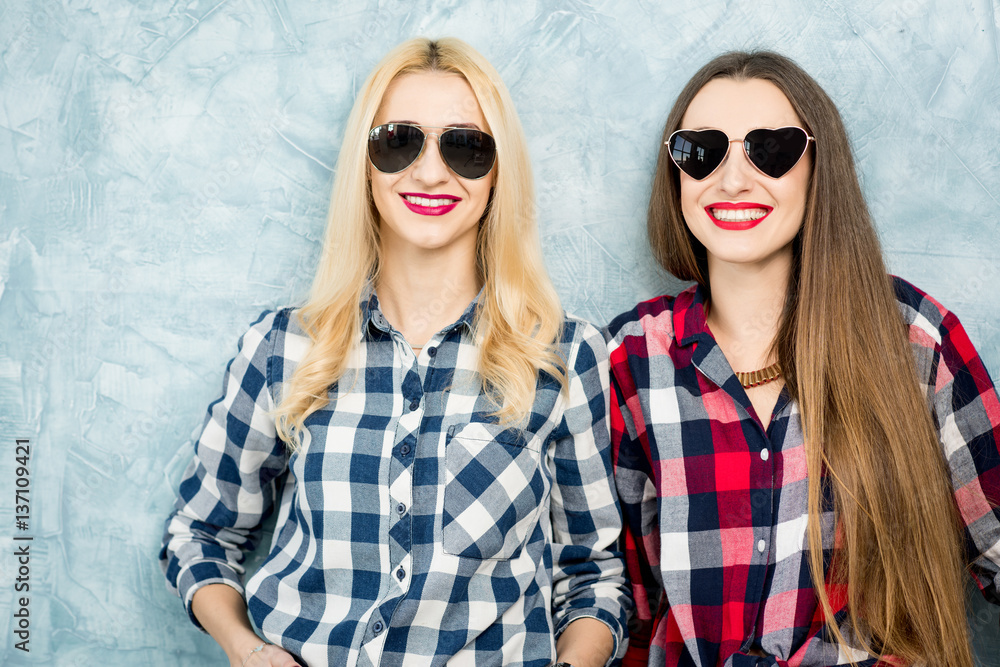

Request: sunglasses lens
left=668, top=130, right=730, bottom=180
left=440, top=129, right=496, bottom=180
left=368, top=124, right=425, bottom=173
left=368, top=124, right=496, bottom=179
left=744, top=127, right=810, bottom=178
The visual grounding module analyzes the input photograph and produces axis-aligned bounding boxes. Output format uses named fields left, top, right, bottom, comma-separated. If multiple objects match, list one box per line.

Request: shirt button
left=427, top=347, right=437, bottom=357
left=757, top=539, right=766, bottom=553
left=396, top=567, right=406, bottom=580
left=373, top=619, right=384, bottom=634
left=399, top=443, right=411, bottom=456
left=760, top=448, right=769, bottom=461
left=396, top=502, right=406, bottom=515
left=409, top=399, right=419, bottom=411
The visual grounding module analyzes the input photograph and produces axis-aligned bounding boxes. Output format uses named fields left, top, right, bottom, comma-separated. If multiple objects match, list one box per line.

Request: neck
left=704, top=250, right=791, bottom=370
left=375, top=238, right=481, bottom=349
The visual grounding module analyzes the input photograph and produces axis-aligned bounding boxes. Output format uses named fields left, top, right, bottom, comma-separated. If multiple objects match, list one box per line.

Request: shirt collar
left=362, top=283, right=482, bottom=335
left=672, top=282, right=792, bottom=425
left=672, top=283, right=712, bottom=347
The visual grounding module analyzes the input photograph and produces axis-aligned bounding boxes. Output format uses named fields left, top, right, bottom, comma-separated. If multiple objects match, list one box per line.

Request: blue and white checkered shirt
left=160, top=293, right=629, bottom=666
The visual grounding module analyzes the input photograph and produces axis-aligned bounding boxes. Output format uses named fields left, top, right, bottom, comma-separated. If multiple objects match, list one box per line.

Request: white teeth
left=404, top=195, right=454, bottom=207
left=711, top=207, right=768, bottom=222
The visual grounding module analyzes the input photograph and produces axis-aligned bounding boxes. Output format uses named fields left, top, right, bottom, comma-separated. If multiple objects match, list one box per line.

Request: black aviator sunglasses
left=368, top=123, right=497, bottom=180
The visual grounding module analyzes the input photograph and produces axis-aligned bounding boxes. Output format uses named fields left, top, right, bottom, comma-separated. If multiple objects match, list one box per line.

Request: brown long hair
left=649, top=51, right=971, bottom=665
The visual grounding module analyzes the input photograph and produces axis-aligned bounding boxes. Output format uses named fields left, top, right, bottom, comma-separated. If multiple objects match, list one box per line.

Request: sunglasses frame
left=367, top=123, right=497, bottom=181
left=666, top=126, right=815, bottom=180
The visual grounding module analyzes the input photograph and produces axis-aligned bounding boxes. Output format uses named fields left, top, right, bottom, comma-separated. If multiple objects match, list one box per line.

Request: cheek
left=477, top=180, right=493, bottom=203
left=788, top=157, right=812, bottom=208
left=370, top=174, right=393, bottom=206
left=678, top=179, right=704, bottom=222
left=783, top=175, right=810, bottom=215
left=369, top=178, right=400, bottom=225
left=468, top=180, right=493, bottom=216
left=774, top=181, right=808, bottom=240
left=479, top=169, right=496, bottom=197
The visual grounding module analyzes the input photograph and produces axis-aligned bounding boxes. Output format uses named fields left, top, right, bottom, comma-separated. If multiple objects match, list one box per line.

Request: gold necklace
left=704, top=302, right=782, bottom=389
left=735, top=362, right=782, bottom=389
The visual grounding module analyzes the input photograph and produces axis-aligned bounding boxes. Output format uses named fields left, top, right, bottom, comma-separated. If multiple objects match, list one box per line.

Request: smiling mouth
left=709, top=206, right=770, bottom=222
left=402, top=194, right=459, bottom=207
left=400, top=193, right=461, bottom=217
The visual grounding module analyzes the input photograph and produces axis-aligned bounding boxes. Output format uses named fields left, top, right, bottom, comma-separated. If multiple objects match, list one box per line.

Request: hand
left=190, top=586, right=302, bottom=667
left=555, top=617, right=615, bottom=667
left=237, top=643, right=302, bottom=667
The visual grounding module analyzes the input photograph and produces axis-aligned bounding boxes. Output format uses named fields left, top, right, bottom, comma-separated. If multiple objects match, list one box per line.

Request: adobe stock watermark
left=12, top=438, right=34, bottom=652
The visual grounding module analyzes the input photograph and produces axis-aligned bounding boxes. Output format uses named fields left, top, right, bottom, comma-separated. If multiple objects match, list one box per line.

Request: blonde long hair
left=274, top=37, right=565, bottom=447
left=649, top=51, right=972, bottom=666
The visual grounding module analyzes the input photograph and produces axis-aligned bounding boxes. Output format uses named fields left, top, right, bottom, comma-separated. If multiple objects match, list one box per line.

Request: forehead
left=681, top=77, right=802, bottom=133
left=376, top=71, right=487, bottom=129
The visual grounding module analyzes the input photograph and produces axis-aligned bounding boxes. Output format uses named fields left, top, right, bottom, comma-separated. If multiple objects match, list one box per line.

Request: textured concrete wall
left=1, top=0, right=998, bottom=664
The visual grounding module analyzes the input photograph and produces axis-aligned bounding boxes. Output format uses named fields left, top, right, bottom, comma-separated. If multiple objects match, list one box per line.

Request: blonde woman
left=606, top=51, right=1000, bottom=666
left=161, top=38, right=628, bottom=667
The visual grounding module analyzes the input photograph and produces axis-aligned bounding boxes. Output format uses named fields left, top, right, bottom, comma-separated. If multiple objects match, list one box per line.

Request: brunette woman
left=161, top=37, right=628, bottom=667
left=606, top=51, right=1000, bottom=666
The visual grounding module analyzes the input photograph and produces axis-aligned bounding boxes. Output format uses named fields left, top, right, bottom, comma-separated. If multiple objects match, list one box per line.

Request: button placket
left=388, top=355, right=420, bottom=622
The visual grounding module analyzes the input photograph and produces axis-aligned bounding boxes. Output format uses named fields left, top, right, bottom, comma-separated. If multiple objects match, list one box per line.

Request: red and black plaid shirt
left=605, top=277, right=1000, bottom=666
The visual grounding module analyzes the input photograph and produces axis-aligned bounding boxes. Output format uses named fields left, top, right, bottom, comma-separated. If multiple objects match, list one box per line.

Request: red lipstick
left=705, top=202, right=773, bottom=231
left=400, top=192, right=460, bottom=216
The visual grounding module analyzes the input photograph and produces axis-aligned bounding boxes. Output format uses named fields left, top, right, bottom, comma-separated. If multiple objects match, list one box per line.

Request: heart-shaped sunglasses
left=667, top=126, right=814, bottom=180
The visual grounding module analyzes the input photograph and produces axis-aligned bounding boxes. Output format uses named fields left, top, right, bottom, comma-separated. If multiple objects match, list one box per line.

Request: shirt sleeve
left=548, top=320, right=632, bottom=663
left=932, top=310, right=1000, bottom=603
left=605, top=328, right=662, bottom=666
left=159, top=311, right=290, bottom=629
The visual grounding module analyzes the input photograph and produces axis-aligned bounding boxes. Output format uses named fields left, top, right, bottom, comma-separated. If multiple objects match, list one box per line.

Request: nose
left=716, top=139, right=754, bottom=196
left=410, top=133, right=450, bottom=185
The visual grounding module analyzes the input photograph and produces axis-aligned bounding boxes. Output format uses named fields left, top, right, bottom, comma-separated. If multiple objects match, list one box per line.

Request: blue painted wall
left=1, top=1, right=998, bottom=664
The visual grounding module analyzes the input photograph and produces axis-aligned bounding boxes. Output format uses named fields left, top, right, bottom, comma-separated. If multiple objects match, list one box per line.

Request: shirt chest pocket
left=443, top=422, right=546, bottom=560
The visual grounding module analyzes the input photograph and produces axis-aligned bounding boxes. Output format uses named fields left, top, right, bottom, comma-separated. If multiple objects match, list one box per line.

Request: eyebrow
left=384, top=120, right=483, bottom=130
left=684, top=126, right=792, bottom=132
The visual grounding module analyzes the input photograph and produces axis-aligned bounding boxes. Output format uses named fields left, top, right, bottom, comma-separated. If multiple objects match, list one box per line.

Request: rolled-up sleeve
left=549, top=321, right=631, bottom=662
left=159, top=311, right=289, bottom=629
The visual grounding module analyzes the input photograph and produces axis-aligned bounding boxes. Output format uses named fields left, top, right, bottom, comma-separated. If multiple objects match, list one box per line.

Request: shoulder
left=891, top=276, right=996, bottom=386
left=236, top=307, right=312, bottom=377
left=560, top=312, right=603, bottom=346
left=239, top=307, right=296, bottom=349
left=558, top=312, right=608, bottom=370
left=602, top=293, right=678, bottom=350
left=891, top=275, right=959, bottom=350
